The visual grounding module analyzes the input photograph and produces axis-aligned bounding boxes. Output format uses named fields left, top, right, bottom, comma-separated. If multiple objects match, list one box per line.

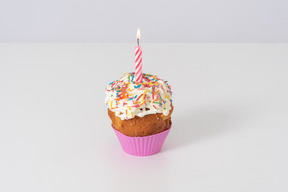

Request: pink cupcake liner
left=112, top=125, right=171, bottom=156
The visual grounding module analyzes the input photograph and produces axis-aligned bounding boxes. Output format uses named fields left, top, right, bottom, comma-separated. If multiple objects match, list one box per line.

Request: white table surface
left=0, top=43, right=287, bottom=192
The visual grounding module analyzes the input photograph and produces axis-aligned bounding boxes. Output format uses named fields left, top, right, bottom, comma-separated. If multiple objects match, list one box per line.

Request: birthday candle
left=135, top=28, right=143, bottom=83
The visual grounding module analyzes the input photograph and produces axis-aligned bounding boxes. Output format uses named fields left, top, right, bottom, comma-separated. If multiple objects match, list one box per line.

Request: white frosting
left=105, top=73, right=173, bottom=120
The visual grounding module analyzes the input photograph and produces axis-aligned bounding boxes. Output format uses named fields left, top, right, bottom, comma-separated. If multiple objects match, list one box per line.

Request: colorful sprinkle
left=134, top=84, right=141, bottom=88
left=106, top=73, right=172, bottom=119
left=152, top=86, right=155, bottom=99
left=154, top=90, right=159, bottom=96
left=160, top=84, right=164, bottom=89
left=136, top=93, right=143, bottom=101
left=165, top=95, right=170, bottom=100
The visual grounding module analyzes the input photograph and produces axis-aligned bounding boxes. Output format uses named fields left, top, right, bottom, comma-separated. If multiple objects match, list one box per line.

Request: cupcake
left=105, top=72, right=173, bottom=156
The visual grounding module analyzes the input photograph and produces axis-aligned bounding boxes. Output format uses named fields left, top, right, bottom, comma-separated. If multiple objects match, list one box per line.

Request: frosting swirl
left=105, top=73, right=173, bottom=120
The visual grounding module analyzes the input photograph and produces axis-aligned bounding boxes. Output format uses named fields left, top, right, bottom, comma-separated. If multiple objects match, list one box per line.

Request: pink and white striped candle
left=135, top=28, right=142, bottom=83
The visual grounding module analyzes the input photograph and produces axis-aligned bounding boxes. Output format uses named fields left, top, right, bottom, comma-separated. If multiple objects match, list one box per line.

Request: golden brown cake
left=108, top=104, right=173, bottom=137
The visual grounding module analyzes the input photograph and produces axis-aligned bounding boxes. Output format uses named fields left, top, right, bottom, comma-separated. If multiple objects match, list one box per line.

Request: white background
left=0, top=0, right=288, bottom=42
left=1, top=0, right=288, bottom=191
left=0, top=43, right=288, bottom=191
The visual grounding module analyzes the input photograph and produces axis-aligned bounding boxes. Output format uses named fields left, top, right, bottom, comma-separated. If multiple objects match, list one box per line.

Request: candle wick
left=137, top=39, right=139, bottom=46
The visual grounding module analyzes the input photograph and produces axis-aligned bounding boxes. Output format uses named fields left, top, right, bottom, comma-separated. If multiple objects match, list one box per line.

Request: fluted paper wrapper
left=112, top=125, right=171, bottom=156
